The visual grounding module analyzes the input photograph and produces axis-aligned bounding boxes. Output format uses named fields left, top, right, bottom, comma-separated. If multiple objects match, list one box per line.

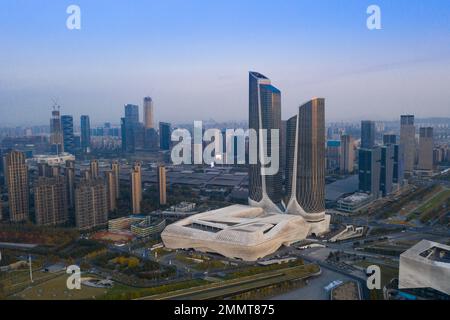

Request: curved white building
left=161, top=204, right=311, bottom=261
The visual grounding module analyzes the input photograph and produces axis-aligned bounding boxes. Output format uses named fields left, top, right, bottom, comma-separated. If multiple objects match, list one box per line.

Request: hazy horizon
left=1, top=0, right=450, bottom=126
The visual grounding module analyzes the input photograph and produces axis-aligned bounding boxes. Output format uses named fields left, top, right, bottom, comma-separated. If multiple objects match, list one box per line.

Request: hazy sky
left=1, top=0, right=450, bottom=126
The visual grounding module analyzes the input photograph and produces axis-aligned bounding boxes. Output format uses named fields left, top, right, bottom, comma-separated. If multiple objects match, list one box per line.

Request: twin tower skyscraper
left=248, top=72, right=329, bottom=235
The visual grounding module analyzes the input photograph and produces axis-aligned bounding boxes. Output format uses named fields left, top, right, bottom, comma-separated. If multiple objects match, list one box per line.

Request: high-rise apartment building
left=248, top=71, right=283, bottom=212
left=159, top=122, right=171, bottom=151
left=112, top=161, right=120, bottom=199
left=361, top=120, right=376, bottom=149
left=61, top=115, right=75, bottom=153
left=5, top=151, right=29, bottom=222
left=157, top=165, right=167, bottom=206
left=143, top=97, right=154, bottom=129
left=90, top=159, right=99, bottom=178
left=34, top=176, right=68, bottom=226
left=285, top=98, right=326, bottom=226
left=340, top=134, right=354, bottom=173
left=131, top=162, right=142, bottom=214
left=65, top=160, right=75, bottom=208
left=400, top=115, right=416, bottom=174
left=75, top=178, right=108, bottom=230
left=104, top=170, right=117, bottom=212
left=81, top=115, right=91, bottom=153
left=418, top=127, right=434, bottom=171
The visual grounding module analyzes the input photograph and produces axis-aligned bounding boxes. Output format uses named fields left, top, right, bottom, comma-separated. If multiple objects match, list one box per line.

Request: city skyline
left=1, top=0, right=450, bottom=126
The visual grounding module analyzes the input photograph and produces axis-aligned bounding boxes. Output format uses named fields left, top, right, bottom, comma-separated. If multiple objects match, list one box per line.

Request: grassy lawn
left=408, top=188, right=450, bottom=222
left=13, top=274, right=107, bottom=300
left=101, top=279, right=210, bottom=300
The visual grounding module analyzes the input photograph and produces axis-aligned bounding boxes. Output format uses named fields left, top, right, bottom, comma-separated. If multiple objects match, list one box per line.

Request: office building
left=80, top=115, right=91, bottom=153
left=143, top=97, right=154, bottom=129
left=121, top=104, right=140, bottom=153
left=400, top=115, right=416, bottom=174
left=380, top=145, right=395, bottom=196
left=61, top=115, right=75, bottom=153
left=159, top=122, right=171, bottom=151
left=5, top=151, right=29, bottom=222
left=157, top=165, right=167, bottom=205
left=399, top=240, right=450, bottom=296
left=50, top=108, right=64, bottom=154
left=125, top=104, right=139, bottom=124
left=383, top=134, right=397, bottom=145
left=34, top=176, right=68, bottom=226
left=326, top=140, right=341, bottom=173
left=358, top=147, right=381, bottom=198
left=75, top=178, right=108, bottom=230
left=131, top=162, right=142, bottom=214
left=393, top=144, right=405, bottom=185
left=361, top=120, right=376, bottom=149
left=248, top=71, right=283, bottom=212
left=340, top=134, right=354, bottom=174
left=285, top=98, right=329, bottom=235
left=418, top=127, right=434, bottom=171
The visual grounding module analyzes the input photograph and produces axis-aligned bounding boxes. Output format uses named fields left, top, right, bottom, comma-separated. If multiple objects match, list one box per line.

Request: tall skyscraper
left=159, top=122, right=171, bottom=151
left=380, top=145, right=394, bottom=196
left=75, top=178, right=108, bottom=230
left=393, top=144, right=405, bottom=185
left=111, top=161, right=120, bottom=199
left=361, top=120, right=376, bottom=149
left=34, top=176, right=68, bottom=226
left=157, top=165, right=167, bottom=206
left=131, top=162, right=142, bottom=214
left=50, top=107, right=64, bottom=154
left=61, top=115, right=75, bottom=154
left=358, top=147, right=381, bottom=198
left=400, top=115, right=416, bottom=174
left=285, top=98, right=326, bottom=227
left=125, top=104, right=139, bottom=124
left=90, top=159, right=99, bottom=178
left=80, top=115, right=91, bottom=153
left=340, top=134, right=354, bottom=174
left=104, top=170, right=117, bottom=212
left=122, top=104, right=140, bottom=153
left=5, top=151, right=29, bottom=222
left=143, top=97, right=154, bottom=129
left=418, top=127, right=434, bottom=171
left=248, top=71, right=283, bottom=212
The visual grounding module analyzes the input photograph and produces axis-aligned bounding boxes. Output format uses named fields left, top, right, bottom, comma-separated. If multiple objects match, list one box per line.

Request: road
left=271, top=267, right=355, bottom=300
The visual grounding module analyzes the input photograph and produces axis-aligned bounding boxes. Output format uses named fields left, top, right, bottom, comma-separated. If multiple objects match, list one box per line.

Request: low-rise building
left=336, top=193, right=373, bottom=213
